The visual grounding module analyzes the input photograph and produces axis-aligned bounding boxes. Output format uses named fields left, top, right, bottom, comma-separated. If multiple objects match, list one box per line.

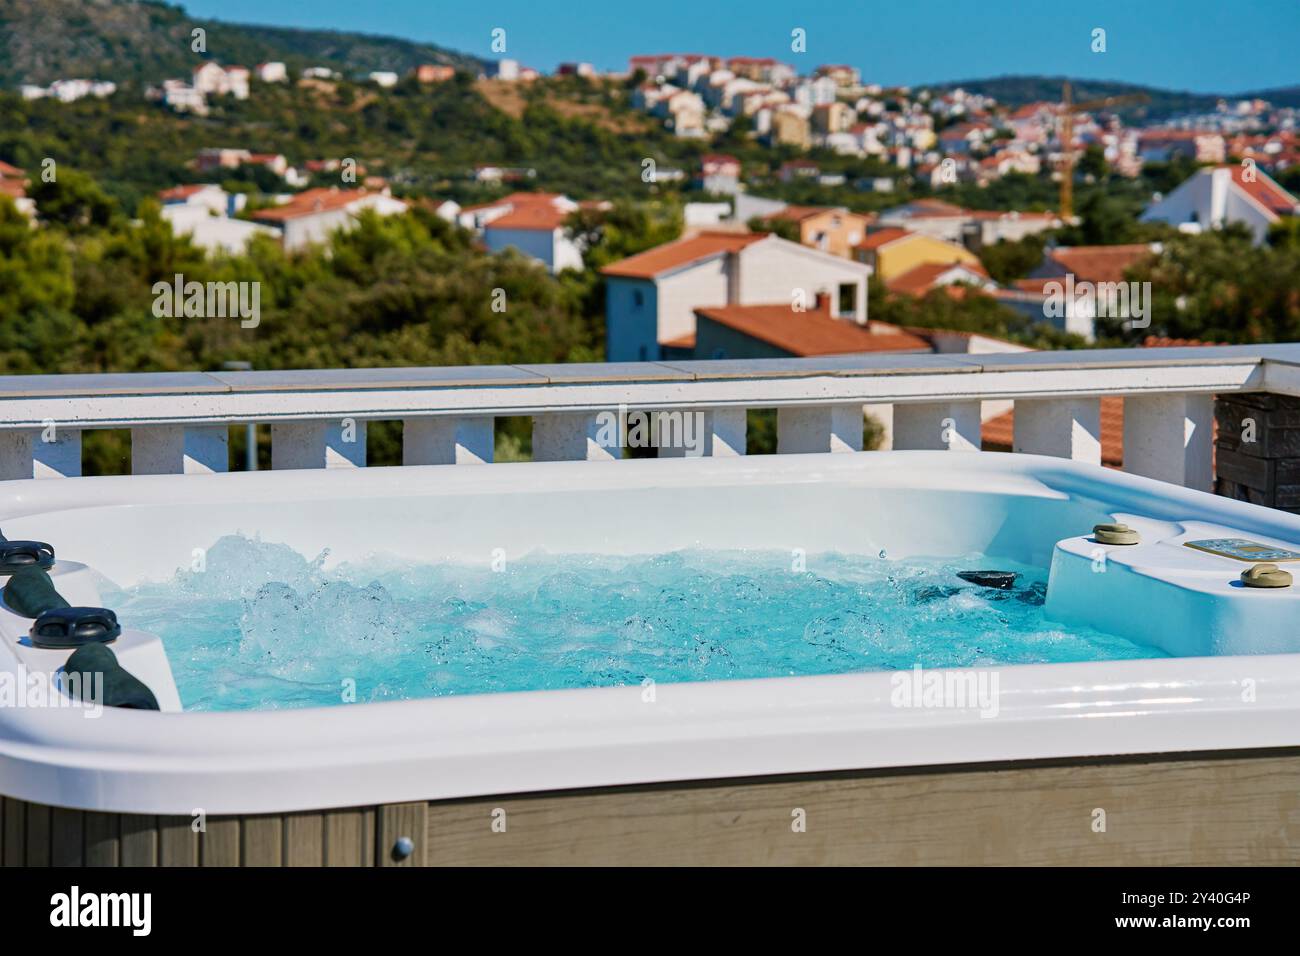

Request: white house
left=368, top=72, right=399, bottom=88
left=429, top=199, right=461, bottom=223
left=459, top=193, right=585, bottom=273
left=251, top=188, right=409, bottom=250
left=192, top=62, right=249, bottom=100
left=160, top=204, right=277, bottom=255
left=601, top=231, right=872, bottom=362
left=157, top=184, right=232, bottom=216
left=1140, top=165, right=1299, bottom=245
left=161, top=80, right=207, bottom=115
left=256, top=62, right=288, bottom=83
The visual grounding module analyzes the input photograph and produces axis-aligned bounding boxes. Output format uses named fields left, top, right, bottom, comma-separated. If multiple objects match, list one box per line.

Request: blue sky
left=182, top=0, right=1298, bottom=94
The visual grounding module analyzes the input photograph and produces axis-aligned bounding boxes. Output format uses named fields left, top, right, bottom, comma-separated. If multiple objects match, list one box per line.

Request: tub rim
left=2, top=450, right=1300, bottom=815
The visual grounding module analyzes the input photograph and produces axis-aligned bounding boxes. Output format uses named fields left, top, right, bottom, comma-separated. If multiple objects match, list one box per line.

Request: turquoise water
left=103, top=534, right=1168, bottom=712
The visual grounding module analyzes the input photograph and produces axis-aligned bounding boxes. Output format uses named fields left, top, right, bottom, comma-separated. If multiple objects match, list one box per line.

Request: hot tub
left=2, top=451, right=1299, bottom=866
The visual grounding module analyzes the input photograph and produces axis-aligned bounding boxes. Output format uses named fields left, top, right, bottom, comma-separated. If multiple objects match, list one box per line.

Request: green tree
left=28, top=168, right=118, bottom=232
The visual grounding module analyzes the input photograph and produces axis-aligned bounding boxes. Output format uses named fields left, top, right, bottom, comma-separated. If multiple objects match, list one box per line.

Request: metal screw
left=392, top=836, right=415, bottom=860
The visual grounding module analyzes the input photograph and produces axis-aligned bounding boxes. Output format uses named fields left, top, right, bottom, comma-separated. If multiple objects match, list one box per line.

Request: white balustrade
left=777, top=404, right=862, bottom=454
left=271, top=420, right=366, bottom=470
left=657, top=407, right=747, bottom=458
left=1013, top=397, right=1102, bottom=463
left=0, top=347, right=1294, bottom=496
left=132, top=425, right=228, bottom=475
left=893, top=401, right=981, bottom=451
left=403, top=416, right=493, bottom=465
left=1122, top=394, right=1215, bottom=491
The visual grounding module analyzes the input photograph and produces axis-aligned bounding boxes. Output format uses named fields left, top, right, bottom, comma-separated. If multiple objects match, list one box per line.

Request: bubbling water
left=103, top=534, right=1166, bottom=712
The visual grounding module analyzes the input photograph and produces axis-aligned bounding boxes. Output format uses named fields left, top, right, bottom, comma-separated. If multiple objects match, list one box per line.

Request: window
left=838, top=283, right=857, bottom=318
left=633, top=289, right=645, bottom=308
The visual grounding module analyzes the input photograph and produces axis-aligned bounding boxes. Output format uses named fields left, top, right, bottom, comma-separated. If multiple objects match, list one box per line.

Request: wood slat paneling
left=158, top=815, right=199, bottom=867
left=424, top=754, right=1300, bottom=866
left=283, top=813, right=324, bottom=866
left=241, top=815, right=283, bottom=867
left=25, top=803, right=51, bottom=867
left=201, top=818, right=241, bottom=867
left=379, top=802, right=427, bottom=867
left=83, top=812, right=120, bottom=867
left=118, top=814, right=158, bottom=867
left=324, top=809, right=365, bottom=866
left=6, top=750, right=1300, bottom=866
left=50, top=807, right=84, bottom=867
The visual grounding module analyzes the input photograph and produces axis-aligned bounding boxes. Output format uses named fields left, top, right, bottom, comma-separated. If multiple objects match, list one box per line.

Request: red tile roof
left=1043, top=244, right=1155, bottom=284
left=0, top=178, right=27, bottom=200
left=1141, top=335, right=1225, bottom=347
left=484, top=202, right=569, bottom=231
left=252, top=188, right=371, bottom=222
left=1228, top=164, right=1299, bottom=217
left=967, top=208, right=1059, bottom=221
left=895, top=199, right=968, bottom=219
left=0, top=160, right=24, bottom=178
left=887, top=260, right=989, bottom=296
left=695, top=304, right=930, bottom=357
left=459, top=192, right=565, bottom=214
left=659, top=333, right=696, bottom=349
left=763, top=204, right=855, bottom=223
left=854, top=227, right=913, bottom=250
left=600, top=231, right=770, bottom=279
left=158, top=184, right=214, bottom=201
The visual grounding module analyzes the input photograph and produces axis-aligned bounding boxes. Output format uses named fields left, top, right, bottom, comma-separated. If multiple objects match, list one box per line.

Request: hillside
left=930, top=75, right=1300, bottom=116
left=0, top=0, right=485, bottom=87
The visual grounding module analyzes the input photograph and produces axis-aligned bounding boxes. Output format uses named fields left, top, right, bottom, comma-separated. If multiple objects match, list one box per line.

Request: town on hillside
left=3, top=33, right=1299, bottom=461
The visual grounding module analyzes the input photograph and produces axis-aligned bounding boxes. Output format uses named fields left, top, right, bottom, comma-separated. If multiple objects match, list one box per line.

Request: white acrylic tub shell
left=1, top=451, right=1299, bottom=815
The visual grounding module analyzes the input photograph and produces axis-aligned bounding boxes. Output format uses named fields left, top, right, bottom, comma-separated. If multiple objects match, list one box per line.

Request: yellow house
left=763, top=205, right=872, bottom=259
left=853, top=228, right=981, bottom=283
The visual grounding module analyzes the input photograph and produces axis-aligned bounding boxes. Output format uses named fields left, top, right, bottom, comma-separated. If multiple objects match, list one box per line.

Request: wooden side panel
left=25, top=803, right=50, bottom=866
left=323, top=808, right=370, bottom=866
left=6, top=751, right=1300, bottom=866
left=379, top=802, right=427, bottom=867
left=50, top=807, right=84, bottom=867
left=118, top=815, right=158, bottom=866
left=0, top=798, right=11, bottom=866
left=283, top=813, right=324, bottom=867
left=201, top=818, right=241, bottom=867
left=241, top=815, right=283, bottom=867
left=158, top=815, right=199, bottom=867
left=83, top=812, right=120, bottom=867
left=425, top=754, right=1300, bottom=866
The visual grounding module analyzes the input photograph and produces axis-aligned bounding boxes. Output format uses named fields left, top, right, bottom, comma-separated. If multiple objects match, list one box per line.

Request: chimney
left=814, top=290, right=831, bottom=314
left=1209, top=167, right=1231, bottom=227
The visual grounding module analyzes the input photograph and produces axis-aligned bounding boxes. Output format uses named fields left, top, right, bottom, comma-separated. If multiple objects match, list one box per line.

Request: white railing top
left=1, top=345, right=1299, bottom=429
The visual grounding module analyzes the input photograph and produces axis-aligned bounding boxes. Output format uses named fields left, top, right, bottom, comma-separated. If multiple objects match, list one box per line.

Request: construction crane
left=1057, top=81, right=1150, bottom=219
